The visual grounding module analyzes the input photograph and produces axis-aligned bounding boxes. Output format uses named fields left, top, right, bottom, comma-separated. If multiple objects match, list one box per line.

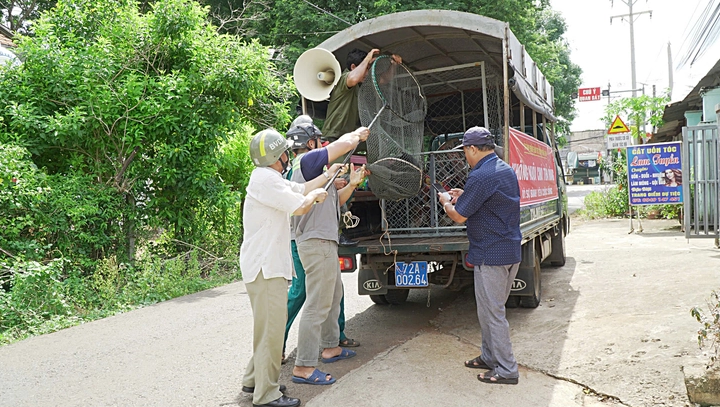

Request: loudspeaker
left=293, top=48, right=341, bottom=102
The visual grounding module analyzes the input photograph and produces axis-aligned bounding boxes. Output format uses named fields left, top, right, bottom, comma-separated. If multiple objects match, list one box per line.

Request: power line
left=298, top=0, right=353, bottom=26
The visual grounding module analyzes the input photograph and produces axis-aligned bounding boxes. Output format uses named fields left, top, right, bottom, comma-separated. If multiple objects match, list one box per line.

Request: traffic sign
left=607, top=115, right=631, bottom=134
left=578, top=87, right=601, bottom=102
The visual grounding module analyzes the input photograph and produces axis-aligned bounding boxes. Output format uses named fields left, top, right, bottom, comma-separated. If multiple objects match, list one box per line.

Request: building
left=0, top=24, right=14, bottom=48
left=560, top=129, right=606, bottom=185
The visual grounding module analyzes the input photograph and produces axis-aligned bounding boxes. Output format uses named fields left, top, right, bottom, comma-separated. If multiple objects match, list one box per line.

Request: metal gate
left=682, top=124, right=720, bottom=240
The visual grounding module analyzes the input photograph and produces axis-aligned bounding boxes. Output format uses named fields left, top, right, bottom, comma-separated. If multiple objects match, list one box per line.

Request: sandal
left=339, top=338, right=361, bottom=347
left=477, top=369, right=519, bottom=385
left=291, top=368, right=336, bottom=385
left=464, top=355, right=492, bottom=370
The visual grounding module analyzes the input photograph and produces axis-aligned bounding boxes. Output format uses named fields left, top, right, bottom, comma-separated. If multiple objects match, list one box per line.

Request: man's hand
left=349, top=164, right=367, bottom=187
left=310, top=188, right=328, bottom=204
left=449, top=188, right=464, bottom=204
left=366, top=48, right=380, bottom=65
left=355, top=127, right=370, bottom=143
left=390, top=54, right=402, bottom=65
left=327, top=163, right=348, bottom=177
left=333, top=178, right=348, bottom=189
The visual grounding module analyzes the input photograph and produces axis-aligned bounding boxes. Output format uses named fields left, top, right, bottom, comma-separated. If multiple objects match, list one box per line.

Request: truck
left=304, top=10, right=569, bottom=308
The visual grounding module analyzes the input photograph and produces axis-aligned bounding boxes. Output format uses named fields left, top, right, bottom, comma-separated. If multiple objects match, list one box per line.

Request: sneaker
left=338, top=234, right=359, bottom=247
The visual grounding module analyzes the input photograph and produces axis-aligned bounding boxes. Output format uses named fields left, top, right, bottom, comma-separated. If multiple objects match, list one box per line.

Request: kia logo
left=511, top=279, right=526, bottom=291
left=363, top=280, right=383, bottom=291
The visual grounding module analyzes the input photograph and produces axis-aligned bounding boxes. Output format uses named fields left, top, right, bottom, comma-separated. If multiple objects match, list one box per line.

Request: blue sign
left=626, top=142, right=683, bottom=205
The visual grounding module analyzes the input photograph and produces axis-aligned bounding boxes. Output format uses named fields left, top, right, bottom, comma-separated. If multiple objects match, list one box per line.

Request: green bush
left=691, top=291, right=720, bottom=367
left=0, top=250, right=240, bottom=345
left=579, top=185, right=629, bottom=219
left=1, top=143, right=125, bottom=267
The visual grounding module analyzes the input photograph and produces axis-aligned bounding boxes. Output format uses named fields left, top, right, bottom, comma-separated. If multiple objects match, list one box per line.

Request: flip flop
left=321, top=348, right=356, bottom=363
left=339, top=338, right=361, bottom=347
left=464, top=355, right=492, bottom=370
left=477, top=370, right=519, bottom=385
left=291, top=368, right=336, bottom=385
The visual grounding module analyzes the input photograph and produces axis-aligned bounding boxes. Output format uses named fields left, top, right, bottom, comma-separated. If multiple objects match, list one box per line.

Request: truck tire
left=384, top=289, right=410, bottom=305
left=520, top=251, right=541, bottom=308
left=370, top=294, right=389, bottom=305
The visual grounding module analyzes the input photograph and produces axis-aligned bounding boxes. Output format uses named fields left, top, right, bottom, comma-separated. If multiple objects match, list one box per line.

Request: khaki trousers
left=295, top=238, right=343, bottom=366
left=242, top=272, right=287, bottom=405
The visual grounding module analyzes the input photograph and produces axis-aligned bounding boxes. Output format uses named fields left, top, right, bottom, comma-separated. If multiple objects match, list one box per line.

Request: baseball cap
left=460, top=126, right=494, bottom=147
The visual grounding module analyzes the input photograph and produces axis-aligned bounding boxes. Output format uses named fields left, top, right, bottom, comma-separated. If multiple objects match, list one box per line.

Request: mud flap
left=512, top=242, right=537, bottom=297
left=358, top=266, right=388, bottom=296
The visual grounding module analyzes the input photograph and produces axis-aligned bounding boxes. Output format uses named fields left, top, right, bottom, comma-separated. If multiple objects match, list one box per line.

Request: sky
left=550, top=0, right=720, bottom=131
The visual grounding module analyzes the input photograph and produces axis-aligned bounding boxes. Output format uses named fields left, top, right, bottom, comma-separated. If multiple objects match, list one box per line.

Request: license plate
left=394, top=261, right=428, bottom=287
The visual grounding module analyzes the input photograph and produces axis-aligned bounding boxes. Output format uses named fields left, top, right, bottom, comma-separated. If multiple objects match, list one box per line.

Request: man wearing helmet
left=282, top=116, right=360, bottom=365
left=287, top=119, right=369, bottom=385
left=240, top=129, right=343, bottom=407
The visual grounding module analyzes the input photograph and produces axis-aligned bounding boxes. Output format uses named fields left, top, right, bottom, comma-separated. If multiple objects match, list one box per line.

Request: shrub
left=691, top=291, right=720, bottom=367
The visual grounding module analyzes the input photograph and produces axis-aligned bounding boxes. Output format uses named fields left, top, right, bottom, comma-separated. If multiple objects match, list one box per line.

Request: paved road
left=1, top=218, right=716, bottom=407
left=566, top=184, right=609, bottom=214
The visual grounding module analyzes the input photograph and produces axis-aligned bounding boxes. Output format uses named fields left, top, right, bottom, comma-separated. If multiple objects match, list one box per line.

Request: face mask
left=279, top=153, right=290, bottom=175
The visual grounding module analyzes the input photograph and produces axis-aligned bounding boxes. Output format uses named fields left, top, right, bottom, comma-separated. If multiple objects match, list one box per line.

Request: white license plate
left=394, top=261, right=428, bottom=287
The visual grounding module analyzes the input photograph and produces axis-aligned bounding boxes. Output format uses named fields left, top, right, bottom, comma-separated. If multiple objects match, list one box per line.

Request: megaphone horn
left=293, top=48, right=341, bottom=102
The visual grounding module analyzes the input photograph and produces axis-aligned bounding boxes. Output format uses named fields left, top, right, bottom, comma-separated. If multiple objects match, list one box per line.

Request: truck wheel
left=370, top=295, right=389, bottom=305
left=384, top=289, right=410, bottom=305
left=520, top=252, right=541, bottom=308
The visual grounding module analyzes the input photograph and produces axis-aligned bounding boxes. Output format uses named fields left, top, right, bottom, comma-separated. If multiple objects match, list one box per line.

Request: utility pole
left=667, top=42, right=674, bottom=97
left=610, top=0, right=652, bottom=98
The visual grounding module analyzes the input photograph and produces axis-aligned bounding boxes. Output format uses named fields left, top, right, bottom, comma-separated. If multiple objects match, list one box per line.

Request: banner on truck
left=626, top=141, right=683, bottom=205
left=508, top=128, right=558, bottom=206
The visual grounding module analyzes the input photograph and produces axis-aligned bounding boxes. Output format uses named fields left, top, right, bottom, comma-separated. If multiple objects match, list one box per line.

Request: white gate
left=682, top=124, right=720, bottom=241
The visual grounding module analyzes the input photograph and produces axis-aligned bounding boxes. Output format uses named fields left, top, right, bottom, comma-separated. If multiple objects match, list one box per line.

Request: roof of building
left=653, top=59, right=720, bottom=143
left=0, top=24, right=15, bottom=47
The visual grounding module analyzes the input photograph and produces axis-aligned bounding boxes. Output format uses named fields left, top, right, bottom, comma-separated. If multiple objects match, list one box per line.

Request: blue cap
left=461, top=126, right=494, bottom=147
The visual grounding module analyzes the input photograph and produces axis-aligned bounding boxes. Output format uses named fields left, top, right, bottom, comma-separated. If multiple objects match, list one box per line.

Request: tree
left=1, top=0, right=56, bottom=34
left=204, top=0, right=582, bottom=136
left=602, top=93, right=670, bottom=144
left=0, top=0, right=294, bottom=261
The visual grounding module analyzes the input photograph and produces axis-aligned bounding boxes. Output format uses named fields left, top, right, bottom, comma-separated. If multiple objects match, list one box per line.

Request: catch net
left=358, top=55, right=427, bottom=201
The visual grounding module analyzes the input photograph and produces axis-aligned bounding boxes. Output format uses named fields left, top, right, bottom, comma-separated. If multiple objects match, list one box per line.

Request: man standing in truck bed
left=439, top=126, right=521, bottom=385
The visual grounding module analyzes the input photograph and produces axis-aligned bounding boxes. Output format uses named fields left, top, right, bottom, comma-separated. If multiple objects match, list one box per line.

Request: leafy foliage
left=204, top=0, right=582, bottom=132
left=692, top=291, right=720, bottom=368
left=0, top=252, right=239, bottom=345
left=0, top=0, right=293, bottom=258
left=0, top=0, right=56, bottom=33
left=603, top=93, right=671, bottom=143
left=1, top=0, right=288, bottom=345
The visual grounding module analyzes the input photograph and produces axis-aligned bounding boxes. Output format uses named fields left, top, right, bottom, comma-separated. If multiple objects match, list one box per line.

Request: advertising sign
left=508, top=128, right=559, bottom=206
left=578, top=87, right=601, bottom=102
left=0, top=45, right=19, bottom=66
left=626, top=142, right=683, bottom=205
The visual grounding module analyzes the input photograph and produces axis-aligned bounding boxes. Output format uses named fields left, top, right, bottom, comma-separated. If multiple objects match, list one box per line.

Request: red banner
left=508, top=128, right=559, bottom=206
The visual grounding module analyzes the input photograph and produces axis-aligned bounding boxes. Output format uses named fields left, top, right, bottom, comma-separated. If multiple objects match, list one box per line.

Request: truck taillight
left=464, top=253, right=474, bottom=269
left=339, top=256, right=355, bottom=272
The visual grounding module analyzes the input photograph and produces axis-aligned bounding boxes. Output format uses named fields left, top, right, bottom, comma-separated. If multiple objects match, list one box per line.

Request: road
left=566, top=184, right=609, bottom=215
left=1, top=217, right=717, bottom=407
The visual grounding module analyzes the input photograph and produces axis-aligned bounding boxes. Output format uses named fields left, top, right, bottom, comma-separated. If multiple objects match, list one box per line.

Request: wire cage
left=380, top=61, right=507, bottom=236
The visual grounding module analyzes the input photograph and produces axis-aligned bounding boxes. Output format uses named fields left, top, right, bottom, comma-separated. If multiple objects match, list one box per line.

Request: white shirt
left=240, top=167, right=306, bottom=283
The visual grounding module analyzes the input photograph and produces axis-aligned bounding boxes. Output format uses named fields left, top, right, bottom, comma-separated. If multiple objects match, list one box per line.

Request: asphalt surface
left=1, top=216, right=718, bottom=407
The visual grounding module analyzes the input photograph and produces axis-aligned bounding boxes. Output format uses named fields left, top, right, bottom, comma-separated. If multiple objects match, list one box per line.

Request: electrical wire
left=298, top=0, right=352, bottom=26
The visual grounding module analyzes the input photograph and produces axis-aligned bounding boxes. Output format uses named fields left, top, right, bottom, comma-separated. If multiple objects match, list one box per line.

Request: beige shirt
left=239, top=167, right=306, bottom=283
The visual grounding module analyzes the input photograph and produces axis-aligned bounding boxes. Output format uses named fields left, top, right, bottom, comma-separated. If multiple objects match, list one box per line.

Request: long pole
left=611, top=0, right=652, bottom=144
left=667, top=42, right=674, bottom=97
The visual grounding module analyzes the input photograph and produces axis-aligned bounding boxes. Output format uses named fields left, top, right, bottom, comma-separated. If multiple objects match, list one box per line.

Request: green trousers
left=283, top=240, right=347, bottom=353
